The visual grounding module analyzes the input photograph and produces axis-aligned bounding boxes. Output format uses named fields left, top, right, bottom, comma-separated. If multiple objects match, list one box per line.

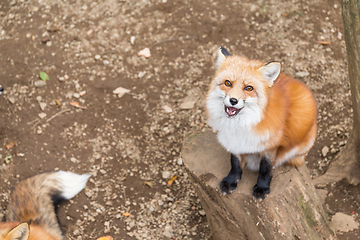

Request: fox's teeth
left=226, top=106, right=239, bottom=116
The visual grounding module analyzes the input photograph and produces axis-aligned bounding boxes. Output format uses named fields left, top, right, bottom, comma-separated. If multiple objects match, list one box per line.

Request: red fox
left=206, top=47, right=317, bottom=199
left=0, top=171, right=90, bottom=240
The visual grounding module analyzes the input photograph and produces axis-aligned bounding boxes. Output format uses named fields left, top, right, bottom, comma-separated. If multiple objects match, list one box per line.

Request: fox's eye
left=244, top=86, right=253, bottom=91
left=224, top=80, right=232, bottom=87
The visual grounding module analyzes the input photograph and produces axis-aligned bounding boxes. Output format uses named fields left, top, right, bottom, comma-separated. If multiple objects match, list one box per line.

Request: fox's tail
left=6, top=171, right=91, bottom=240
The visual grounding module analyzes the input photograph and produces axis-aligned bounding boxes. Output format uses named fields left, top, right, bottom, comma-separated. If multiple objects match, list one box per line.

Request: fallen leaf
left=54, top=99, right=61, bottom=108
left=138, top=47, right=151, bottom=58
left=70, top=101, right=86, bottom=109
left=168, top=175, right=178, bottom=186
left=79, top=90, right=87, bottom=96
left=6, top=141, right=14, bottom=150
left=39, top=71, right=49, bottom=81
left=316, top=41, right=331, bottom=45
left=122, top=212, right=131, bottom=217
left=4, top=155, right=12, bottom=164
left=96, top=236, right=113, bottom=240
left=113, top=87, right=130, bottom=98
left=144, top=181, right=154, bottom=188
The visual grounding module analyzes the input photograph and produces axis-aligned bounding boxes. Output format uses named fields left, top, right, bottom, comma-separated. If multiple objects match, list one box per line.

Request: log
left=182, top=130, right=336, bottom=240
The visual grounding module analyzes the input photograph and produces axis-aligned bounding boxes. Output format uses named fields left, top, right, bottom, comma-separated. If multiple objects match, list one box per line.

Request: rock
left=94, top=55, right=101, bottom=60
left=162, top=171, right=171, bottom=179
left=8, top=96, right=15, bottom=104
left=322, top=146, right=329, bottom=157
left=130, top=36, right=136, bottom=45
left=39, top=102, right=47, bottom=111
left=138, top=48, right=151, bottom=58
left=34, top=80, right=46, bottom=88
left=163, top=105, right=173, bottom=113
left=330, top=212, right=358, bottom=232
left=38, top=112, right=47, bottom=119
left=179, top=100, right=196, bottom=110
left=295, top=71, right=310, bottom=78
left=163, top=225, right=172, bottom=238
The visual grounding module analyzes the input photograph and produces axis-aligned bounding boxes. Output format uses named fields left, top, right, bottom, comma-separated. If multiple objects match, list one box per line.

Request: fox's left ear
left=5, top=222, right=30, bottom=240
left=258, top=61, right=281, bottom=87
left=216, top=47, right=232, bottom=70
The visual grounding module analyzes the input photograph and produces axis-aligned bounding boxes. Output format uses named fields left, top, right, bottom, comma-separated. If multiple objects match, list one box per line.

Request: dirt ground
left=0, top=0, right=358, bottom=239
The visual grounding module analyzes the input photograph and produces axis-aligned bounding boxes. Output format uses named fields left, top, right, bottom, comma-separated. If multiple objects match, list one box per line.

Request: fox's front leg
left=253, top=156, right=273, bottom=199
left=220, top=154, right=244, bottom=194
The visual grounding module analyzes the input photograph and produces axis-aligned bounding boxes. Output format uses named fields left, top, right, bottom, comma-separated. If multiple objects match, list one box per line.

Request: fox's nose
left=230, top=98, right=238, bottom=106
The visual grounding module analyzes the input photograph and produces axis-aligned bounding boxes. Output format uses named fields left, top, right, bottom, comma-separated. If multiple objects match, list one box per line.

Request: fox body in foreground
left=206, top=47, right=317, bottom=199
left=0, top=171, right=90, bottom=240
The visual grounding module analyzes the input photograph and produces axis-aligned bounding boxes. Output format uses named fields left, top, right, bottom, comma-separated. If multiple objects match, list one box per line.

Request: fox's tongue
left=226, top=107, right=238, bottom=116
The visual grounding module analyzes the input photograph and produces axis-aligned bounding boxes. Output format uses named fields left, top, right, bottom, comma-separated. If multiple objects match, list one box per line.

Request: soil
left=0, top=0, right=358, bottom=239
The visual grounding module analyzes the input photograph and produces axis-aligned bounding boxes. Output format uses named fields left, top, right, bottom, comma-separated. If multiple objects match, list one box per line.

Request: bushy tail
left=6, top=171, right=91, bottom=240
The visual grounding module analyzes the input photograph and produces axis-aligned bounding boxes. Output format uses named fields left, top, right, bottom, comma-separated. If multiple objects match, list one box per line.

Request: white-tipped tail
left=55, top=171, right=91, bottom=200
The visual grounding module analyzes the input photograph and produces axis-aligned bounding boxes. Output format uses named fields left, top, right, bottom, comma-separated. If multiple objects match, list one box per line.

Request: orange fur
left=255, top=74, right=318, bottom=166
left=0, top=171, right=90, bottom=240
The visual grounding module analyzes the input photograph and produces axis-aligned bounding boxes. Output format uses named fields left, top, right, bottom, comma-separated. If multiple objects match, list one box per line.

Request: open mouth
left=225, top=106, right=242, bottom=116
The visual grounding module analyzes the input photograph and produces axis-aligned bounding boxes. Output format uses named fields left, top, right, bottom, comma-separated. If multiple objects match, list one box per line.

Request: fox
left=206, top=47, right=317, bottom=199
left=0, top=171, right=91, bottom=240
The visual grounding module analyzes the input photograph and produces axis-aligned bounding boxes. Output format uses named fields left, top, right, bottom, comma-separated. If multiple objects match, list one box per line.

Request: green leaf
left=39, top=71, right=49, bottom=81
left=4, top=155, right=12, bottom=164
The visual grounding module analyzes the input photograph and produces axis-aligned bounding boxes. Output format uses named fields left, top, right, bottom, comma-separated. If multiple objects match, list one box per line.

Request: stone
left=322, top=146, right=329, bottom=157
left=295, top=71, right=310, bottom=78
left=330, top=212, right=358, bottom=232
left=34, top=80, right=46, bottom=88
left=38, top=112, right=47, bottom=119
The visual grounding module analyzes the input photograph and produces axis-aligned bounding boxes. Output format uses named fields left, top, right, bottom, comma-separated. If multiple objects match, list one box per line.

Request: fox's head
left=206, top=47, right=281, bottom=129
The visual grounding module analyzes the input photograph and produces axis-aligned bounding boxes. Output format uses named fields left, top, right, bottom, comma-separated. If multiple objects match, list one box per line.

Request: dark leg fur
left=220, top=154, right=242, bottom=194
left=253, top=156, right=273, bottom=199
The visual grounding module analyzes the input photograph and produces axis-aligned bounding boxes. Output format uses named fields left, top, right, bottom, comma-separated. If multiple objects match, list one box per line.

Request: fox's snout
left=229, top=98, right=238, bottom=106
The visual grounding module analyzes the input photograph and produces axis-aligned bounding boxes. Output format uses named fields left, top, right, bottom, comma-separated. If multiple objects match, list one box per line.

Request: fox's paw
left=220, top=173, right=241, bottom=195
left=252, top=184, right=270, bottom=199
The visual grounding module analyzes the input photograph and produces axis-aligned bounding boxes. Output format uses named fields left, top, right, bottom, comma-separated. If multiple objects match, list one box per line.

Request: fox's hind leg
left=220, top=154, right=245, bottom=194
left=253, top=156, right=273, bottom=199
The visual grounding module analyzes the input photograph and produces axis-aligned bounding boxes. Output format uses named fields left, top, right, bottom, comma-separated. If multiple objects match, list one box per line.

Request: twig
left=150, top=36, right=195, bottom=49
left=46, top=109, right=71, bottom=123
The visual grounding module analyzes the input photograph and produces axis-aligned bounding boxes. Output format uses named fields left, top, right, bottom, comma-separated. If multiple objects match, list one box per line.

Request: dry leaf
left=6, top=141, right=14, bottom=150
left=122, top=212, right=131, bottom=217
left=316, top=41, right=331, bottom=45
left=144, top=181, right=154, bottom=188
left=168, top=175, right=178, bottom=186
left=138, top=48, right=151, bottom=58
left=96, top=236, right=113, bottom=240
left=54, top=99, right=61, bottom=108
left=113, top=87, right=130, bottom=98
left=70, top=101, right=86, bottom=109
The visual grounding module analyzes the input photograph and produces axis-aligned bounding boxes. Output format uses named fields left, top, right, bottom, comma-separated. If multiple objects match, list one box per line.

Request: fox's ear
left=5, top=222, right=30, bottom=240
left=258, top=61, right=281, bottom=87
left=216, top=47, right=232, bottom=70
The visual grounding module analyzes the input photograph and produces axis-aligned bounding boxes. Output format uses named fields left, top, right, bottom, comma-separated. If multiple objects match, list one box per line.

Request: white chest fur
left=216, top=122, right=269, bottom=155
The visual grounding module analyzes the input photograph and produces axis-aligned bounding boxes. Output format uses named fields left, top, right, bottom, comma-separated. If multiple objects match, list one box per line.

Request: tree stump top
left=182, top=130, right=336, bottom=240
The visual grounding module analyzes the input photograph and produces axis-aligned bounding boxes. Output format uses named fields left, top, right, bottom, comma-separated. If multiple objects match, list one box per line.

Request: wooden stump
left=182, top=131, right=336, bottom=240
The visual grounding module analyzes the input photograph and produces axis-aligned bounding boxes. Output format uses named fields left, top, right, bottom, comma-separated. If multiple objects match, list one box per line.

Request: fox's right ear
left=4, top=222, right=30, bottom=240
left=216, top=47, right=231, bottom=70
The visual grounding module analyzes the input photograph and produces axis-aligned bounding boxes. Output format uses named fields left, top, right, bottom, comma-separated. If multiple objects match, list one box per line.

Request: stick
left=46, top=109, right=70, bottom=123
